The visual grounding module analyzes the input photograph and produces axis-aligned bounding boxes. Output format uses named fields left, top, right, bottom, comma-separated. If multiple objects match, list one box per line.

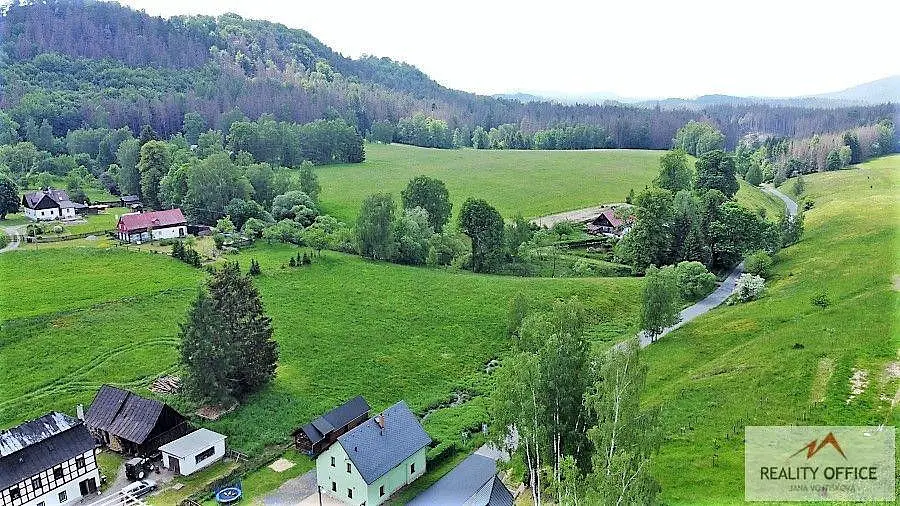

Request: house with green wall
left=315, top=400, right=431, bottom=506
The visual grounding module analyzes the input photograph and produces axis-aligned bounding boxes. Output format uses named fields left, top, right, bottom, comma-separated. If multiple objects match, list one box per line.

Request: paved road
left=0, top=225, right=23, bottom=253
left=635, top=185, right=798, bottom=348
left=761, top=184, right=799, bottom=216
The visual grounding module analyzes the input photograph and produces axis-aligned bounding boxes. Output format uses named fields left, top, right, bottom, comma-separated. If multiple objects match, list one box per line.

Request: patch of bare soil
left=892, top=274, right=900, bottom=292
left=846, top=368, right=869, bottom=404
left=196, top=402, right=238, bottom=420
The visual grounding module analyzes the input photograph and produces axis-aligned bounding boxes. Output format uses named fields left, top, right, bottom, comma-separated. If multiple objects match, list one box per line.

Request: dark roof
left=22, top=189, right=75, bottom=210
left=408, top=453, right=512, bottom=506
left=337, top=401, right=431, bottom=484
left=300, top=396, right=371, bottom=445
left=121, top=195, right=141, bottom=203
left=0, top=412, right=95, bottom=490
left=84, top=385, right=166, bottom=444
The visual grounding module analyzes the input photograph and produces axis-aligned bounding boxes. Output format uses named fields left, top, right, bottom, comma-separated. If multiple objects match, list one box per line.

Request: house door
left=79, top=477, right=97, bottom=496
left=169, top=455, right=180, bottom=474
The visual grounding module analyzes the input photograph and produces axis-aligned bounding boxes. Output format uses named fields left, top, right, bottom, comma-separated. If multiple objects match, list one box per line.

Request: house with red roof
left=117, top=209, right=188, bottom=243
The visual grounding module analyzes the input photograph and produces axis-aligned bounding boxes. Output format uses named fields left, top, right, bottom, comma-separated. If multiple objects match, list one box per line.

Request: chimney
left=375, top=414, right=385, bottom=435
left=76, top=404, right=84, bottom=420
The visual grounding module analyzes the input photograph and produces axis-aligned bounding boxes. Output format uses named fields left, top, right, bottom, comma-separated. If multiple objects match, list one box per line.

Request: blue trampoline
left=214, top=480, right=243, bottom=504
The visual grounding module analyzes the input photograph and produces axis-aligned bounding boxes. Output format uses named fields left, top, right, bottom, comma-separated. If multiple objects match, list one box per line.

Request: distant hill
left=814, top=76, right=900, bottom=104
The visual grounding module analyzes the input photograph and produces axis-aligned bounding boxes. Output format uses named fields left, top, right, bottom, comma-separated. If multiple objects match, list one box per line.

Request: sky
left=115, top=0, right=900, bottom=99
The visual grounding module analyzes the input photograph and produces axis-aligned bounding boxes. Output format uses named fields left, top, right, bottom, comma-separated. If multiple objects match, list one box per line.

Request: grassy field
left=315, top=143, right=664, bottom=222
left=642, top=155, right=899, bottom=504
left=735, top=178, right=785, bottom=220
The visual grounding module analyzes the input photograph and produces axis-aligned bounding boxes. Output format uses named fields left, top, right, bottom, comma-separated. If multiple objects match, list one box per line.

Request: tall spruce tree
left=179, top=262, right=277, bottom=402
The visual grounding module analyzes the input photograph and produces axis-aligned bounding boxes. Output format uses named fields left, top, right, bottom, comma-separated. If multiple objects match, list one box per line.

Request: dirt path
left=0, top=225, right=24, bottom=253
left=636, top=185, right=798, bottom=347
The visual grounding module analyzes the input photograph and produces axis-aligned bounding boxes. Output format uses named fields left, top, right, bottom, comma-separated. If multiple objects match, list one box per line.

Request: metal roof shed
left=158, top=428, right=227, bottom=476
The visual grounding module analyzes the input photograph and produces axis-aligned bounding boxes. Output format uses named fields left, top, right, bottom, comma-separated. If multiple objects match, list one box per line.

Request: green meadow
left=643, top=155, right=899, bottom=504
left=315, top=143, right=664, bottom=221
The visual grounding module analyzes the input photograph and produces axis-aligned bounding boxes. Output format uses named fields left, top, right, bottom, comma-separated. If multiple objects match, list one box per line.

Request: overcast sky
left=115, top=0, right=899, bottom=99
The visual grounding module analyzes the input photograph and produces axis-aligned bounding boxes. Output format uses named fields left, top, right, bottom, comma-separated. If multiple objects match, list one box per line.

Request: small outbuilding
left=294, top=396, right=371, bottom=456
left=158, top=428, right=227, bottom=476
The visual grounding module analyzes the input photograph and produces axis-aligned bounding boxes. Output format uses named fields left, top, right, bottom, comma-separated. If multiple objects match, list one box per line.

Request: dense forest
left=1, top=0, right=896, bottom=151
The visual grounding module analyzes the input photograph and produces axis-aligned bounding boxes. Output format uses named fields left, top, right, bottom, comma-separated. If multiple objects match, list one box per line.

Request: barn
left=294, top=396, right=371, bottom=456
left=83, top=385, right=190, bottom=456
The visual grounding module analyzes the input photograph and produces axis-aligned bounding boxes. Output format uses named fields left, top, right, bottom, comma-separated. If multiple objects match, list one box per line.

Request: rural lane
left=0, top=225, right=24, bottom=253
left=637, top=184, right=798, bottom=347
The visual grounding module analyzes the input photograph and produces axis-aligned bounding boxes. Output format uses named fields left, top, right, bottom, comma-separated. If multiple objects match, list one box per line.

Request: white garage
left=158, top=428, right=227, bottom=476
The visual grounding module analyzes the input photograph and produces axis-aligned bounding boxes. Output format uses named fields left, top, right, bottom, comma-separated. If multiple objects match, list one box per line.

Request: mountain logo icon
left=790, top=432, right=847, bottom=460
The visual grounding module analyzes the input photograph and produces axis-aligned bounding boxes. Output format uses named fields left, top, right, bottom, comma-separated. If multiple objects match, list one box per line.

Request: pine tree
left=249, top=258, right=261, bottom=276
left=171, top=241, right=184, bottom=260
left=302, top=252, right=310, bottom=265
left=179, top=262, right=277, bottom=402
left=288, top=256, right=296, bottom=267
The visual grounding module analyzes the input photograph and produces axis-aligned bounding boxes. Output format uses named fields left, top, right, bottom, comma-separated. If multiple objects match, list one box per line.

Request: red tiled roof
left=117, top=209, right=186, bottom=232
left=599, top=209, right=624, bottom=228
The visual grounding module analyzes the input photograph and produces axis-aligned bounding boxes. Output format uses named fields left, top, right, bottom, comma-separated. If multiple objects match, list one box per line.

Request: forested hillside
left=0, top=0, right=895, bottom=150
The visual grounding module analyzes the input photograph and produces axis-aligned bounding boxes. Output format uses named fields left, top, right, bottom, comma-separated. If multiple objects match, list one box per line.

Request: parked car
left=122, top=479, right=157, bottom=498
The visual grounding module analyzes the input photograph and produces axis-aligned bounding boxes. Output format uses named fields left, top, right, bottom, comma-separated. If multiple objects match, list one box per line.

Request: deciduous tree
left=401, top=175, right=451, bottom=232
left=458, top=198, right=504, bottom=273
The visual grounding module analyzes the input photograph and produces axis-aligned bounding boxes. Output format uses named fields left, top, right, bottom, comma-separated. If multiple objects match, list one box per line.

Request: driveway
left=761, top=184, right=799, bottom=216
left=263, top=468, right=321, bottom=506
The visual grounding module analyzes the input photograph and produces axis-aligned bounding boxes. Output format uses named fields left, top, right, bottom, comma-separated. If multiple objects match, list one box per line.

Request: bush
left=249, top=259, right=261, bottom=276
left=743, top=250, right=773, bottom=278
left=811, top=291, right=830, bottom=308
left=674, top=261, right=717, bottom=301
left=0, top=230, right=8, bottom=249
left=734, top=274, right=765, bottom=302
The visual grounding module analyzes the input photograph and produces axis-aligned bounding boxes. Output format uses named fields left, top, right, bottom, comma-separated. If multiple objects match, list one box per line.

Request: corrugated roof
left=117, top=209, right=186, bottom=232
left=408, top=453, right=506, bottom=506
left=337, top=400, right=431, bottom=485
left=84, top=385, right=165, bottom=444
left=158, top=428, right=226, bottom=458
left=0, top=413, right=95, bottom=490
left=301, top=396, right=371, bottom=445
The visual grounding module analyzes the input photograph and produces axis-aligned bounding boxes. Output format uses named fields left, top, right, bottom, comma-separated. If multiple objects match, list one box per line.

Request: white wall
left=150, top=225, right=186, bottom=241
left=1, top=449, right=100, bottom=506
left=160, top=439, right=225, bottom=476
left=25, top=207, right=59, bottom=221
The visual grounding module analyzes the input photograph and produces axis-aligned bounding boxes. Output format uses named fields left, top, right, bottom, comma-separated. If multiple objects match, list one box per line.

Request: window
left=346, top=462, right=351, bottom=473
left=76, top=456, right=86, bottom=468
left=331, top=481, right=336, bottom=492
left=348, top=488, right=353, bottom=499
left=37, top=502, right=45, bottom=506
left=9, top=487, right=20, bottom=499
left=330, top=456, right=335, bottom=467
left=54, top=467, right=64, bottom=479
left=195, top=446, right=216, bottom=464
left=410, top=462, right=416, bottom=474
left=380, top=485, right=385, bottom=496
left=32, top=476, right=42, bottom=489
left=59, top=490, right=68, bottom=503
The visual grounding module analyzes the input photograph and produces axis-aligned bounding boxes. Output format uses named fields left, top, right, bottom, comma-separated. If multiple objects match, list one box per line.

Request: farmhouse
left=316, top=401, right=431, bottom=506
left=294, top=396, right=371, bottom=456
left=158, top=428, right=226, bottom=476
left=119, top=195, right=142, bottom=209
left=408, top=453, right=513, bottom=506
left=585, top=208, right=630, bottom=235
left=21, top=189, right=84, bottom=221
left=84, top=385, right=190, bottom=456
left=0, top=412, right=100, bottom=506
left=116, top=208, right=188, bottom=243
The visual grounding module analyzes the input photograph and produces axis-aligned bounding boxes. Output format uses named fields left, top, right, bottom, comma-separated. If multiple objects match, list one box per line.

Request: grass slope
left=644, top=155, right=899, bottom=504
left=315, top=143, right=663, bottom=221
left=735, top=178, right=785, bottom=220
left=0, top=244, right=642, bottom=457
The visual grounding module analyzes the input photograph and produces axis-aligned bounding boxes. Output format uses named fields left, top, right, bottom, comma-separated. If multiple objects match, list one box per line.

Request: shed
left=158, top=428, right=227, bottom=476
left=294, top=396, right=371, bottom=455
left=84, top=385, right=190, bottom=456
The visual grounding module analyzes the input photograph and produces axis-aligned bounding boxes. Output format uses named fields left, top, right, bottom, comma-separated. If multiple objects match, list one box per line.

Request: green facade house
left=316, top=401, right=431, bottom=506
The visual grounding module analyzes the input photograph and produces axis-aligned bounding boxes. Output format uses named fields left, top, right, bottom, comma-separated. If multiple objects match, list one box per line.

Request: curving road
left=636, top=184, right=798, bottom=347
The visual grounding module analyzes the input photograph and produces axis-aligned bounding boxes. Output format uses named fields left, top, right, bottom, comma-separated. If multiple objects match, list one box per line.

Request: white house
left=116, top=208, right=188, bottom=243
left=158, top=428, right=226, bottom=476
left=316, top=401, right=431, bottom=506
left=0, top=412, right=101, bottom=506
left=21, top=189, right=83, bottom=221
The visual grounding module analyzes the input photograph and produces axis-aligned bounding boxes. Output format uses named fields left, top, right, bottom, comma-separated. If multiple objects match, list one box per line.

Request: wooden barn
left=585, top=208, right=631, bottom=235
left=293, top=396, right=371, bottom=456
left=83, top=385, right=190, bottom=456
